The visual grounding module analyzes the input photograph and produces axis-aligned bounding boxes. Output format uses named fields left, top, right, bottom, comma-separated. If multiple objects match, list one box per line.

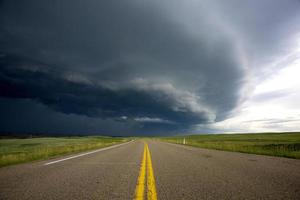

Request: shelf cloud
left=1, top=0, right=300, bottom=135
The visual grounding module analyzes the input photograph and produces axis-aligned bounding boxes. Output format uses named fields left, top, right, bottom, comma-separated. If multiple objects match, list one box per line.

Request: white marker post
left=183, top=138, right=186, bottom=145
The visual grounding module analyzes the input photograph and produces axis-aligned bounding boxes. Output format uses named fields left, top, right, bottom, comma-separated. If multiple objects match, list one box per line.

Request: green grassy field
left=0, top=136, right=128, bottom=167
left=160, top=132, right=300, bottom=159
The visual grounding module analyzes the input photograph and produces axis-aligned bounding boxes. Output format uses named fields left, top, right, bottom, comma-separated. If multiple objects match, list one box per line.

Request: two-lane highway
left=0, top=140, right=300, bottom=200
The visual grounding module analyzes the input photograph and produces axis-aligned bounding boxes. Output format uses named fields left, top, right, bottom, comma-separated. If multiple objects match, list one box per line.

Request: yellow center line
left=134, top=142, right=158, bottom=200
left=146, top=144, right=158, bottom=200
left=135, top=143, right=147, bottom=200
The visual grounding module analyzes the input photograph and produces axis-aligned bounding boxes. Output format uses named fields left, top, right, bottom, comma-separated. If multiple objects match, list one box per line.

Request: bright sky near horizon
left=206, top=35, right=300, bottom=133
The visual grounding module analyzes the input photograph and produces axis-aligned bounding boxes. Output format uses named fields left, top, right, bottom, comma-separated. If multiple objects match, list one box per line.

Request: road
left=0, top=140, right=299, bottom=200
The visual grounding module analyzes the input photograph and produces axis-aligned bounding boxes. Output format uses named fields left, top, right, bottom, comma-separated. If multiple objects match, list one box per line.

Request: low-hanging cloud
left=0, top=53, right=214, bottom=126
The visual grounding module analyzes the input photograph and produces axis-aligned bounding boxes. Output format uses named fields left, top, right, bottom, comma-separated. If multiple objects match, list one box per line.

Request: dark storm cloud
left=0, top=0, right=299, bottom=135
left=0, top=53, right=210, bottom=126
left=0, top=97, right=186, bottom=136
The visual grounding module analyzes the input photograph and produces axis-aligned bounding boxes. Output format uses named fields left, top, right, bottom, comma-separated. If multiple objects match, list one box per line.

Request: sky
left=0, top=0, right=300, bottom=136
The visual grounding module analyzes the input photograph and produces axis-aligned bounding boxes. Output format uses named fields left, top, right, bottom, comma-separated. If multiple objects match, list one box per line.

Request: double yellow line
left=134, top=143, right=157, bottom=200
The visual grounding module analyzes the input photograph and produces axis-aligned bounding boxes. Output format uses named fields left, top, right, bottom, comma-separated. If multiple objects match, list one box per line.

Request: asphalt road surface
left=0, top=140, right=300, bottom=200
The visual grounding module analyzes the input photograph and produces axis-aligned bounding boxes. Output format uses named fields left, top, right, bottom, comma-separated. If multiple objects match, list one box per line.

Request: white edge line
left=44, top=140, right=134, bottom=166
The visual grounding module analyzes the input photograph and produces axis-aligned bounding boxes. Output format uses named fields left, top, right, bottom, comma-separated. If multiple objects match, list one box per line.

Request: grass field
left=160, top=132, right=300, bottom=159
left=0, top=136, right=128, bottom=167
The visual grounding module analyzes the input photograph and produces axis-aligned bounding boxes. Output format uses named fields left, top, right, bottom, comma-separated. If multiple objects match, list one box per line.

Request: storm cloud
left=1, top=0, right=299, bottom=135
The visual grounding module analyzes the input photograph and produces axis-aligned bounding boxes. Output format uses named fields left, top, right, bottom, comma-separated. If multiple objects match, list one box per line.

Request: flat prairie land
left=160, top=132, right=300, bottom=159
left=0, top=136, right=128, bottom=167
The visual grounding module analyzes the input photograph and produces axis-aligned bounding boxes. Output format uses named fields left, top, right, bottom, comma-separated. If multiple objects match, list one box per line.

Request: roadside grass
left=159, top=132, right=300, bottom=159
left=0, top=136, right=129, bottom=167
